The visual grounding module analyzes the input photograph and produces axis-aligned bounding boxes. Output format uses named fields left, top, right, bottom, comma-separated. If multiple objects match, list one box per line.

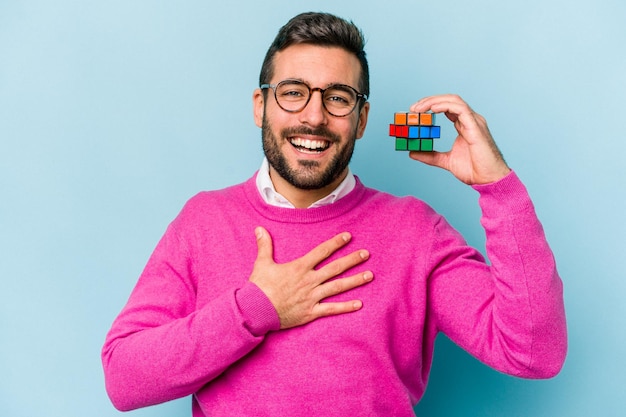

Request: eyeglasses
left=260, top=79, right=368, bottom=117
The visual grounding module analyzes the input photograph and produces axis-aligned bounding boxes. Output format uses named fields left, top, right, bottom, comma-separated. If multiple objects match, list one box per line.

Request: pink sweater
left=102, top=171, right=566, bottom=416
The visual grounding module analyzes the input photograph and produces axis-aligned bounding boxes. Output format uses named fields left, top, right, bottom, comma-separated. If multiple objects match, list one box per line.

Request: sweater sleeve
left=427, top=171, right=567, bottom=378
left=101, top=221, right=280, bottom=411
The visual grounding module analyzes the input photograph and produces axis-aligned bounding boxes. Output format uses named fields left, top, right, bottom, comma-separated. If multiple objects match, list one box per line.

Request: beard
left=261, top=114, right=357, bottom=190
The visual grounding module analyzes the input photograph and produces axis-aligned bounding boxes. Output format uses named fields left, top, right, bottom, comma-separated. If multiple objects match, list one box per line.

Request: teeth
left=290, top=138, right=329, bottom=151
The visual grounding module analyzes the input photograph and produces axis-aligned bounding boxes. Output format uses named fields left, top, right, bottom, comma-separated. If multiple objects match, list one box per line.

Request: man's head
left=259, top=12, right=369, bottom=99
left=253, top=12, right=371, bottom=204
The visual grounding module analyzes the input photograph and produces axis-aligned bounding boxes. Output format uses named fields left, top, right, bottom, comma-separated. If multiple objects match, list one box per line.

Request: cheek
left=263, top=106, right=291, bottom=131
left=343, top=117, right=362, bottom=140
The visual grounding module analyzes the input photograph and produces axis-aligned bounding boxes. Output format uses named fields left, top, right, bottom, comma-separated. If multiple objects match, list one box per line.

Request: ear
left=355, top=101, right=370, bottom=139
left=253, top=88, right=265, bottom=128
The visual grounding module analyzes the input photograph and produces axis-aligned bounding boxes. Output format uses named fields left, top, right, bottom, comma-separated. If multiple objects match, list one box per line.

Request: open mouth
left=289, top=138, right=330, bottom=154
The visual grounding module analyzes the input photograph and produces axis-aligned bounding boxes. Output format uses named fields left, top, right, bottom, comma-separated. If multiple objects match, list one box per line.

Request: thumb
left=254, top=226, right=274, bottom=262
left=409, top=150, right=447, bottom=170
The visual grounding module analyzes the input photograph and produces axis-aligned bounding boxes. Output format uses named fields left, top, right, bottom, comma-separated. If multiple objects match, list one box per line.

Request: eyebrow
left=279, top=78, right=357, bottom=90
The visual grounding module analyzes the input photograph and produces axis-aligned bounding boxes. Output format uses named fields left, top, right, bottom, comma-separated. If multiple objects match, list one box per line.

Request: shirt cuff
left=472, top=170, right=535, bottom=215
left=235, top=281, right=281, bottom=337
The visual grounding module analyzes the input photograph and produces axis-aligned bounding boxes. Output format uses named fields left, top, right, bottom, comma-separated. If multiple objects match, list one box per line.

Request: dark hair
left=259, top=12, right=370, bottom=98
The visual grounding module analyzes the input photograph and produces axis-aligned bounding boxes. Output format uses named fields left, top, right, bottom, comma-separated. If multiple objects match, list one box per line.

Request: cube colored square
left=395, top=138, right=408, bottom=151
left=389, top=124, right=397, bottom=136
left=419, top=126, right=431, bottom=138
left=397, top=125, right=409, bottom=138
left=394, top=113, right=407, bottom=125
left=408, top=139, right=422, bottom=151
left=419, top=113, right=433, bottom=125
left=430, top=126, right=441, bottom=138
left=407, top=113, right=421, bottom=125
left=420, top=139, right=434, bottom=151
left=408, top=126, right=420, bottom=138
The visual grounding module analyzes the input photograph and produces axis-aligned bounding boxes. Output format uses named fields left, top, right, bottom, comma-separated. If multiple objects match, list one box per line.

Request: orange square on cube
left=420, top=113, right=433, bottom=125
left=407, top=113, right=421, bottom=125
left=394, top=113, right=407, bottom=125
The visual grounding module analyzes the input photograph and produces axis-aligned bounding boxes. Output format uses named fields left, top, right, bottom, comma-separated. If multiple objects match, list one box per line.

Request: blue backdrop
left=1, top=1, right=624, bottom=416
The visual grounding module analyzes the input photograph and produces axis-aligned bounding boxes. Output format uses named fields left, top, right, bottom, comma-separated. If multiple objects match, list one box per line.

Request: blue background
left=1, top=1, right=624, bottom=416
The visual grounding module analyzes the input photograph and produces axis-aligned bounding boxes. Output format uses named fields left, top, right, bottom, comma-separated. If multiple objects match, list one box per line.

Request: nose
left=298, top=89, right=328, bottom=126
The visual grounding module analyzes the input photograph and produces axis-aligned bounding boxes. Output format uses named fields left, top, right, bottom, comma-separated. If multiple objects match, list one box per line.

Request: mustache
left=281, top=126, right=341, bottom=143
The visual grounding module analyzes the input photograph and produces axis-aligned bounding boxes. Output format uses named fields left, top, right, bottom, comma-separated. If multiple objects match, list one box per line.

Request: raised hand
left=408, top=94, right=511, bottom=185
left=249, top=227, right=373, bottom=329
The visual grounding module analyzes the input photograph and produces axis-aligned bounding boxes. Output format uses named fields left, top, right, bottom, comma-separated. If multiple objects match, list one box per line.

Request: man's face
left=253, top=44, right=369, bottom=191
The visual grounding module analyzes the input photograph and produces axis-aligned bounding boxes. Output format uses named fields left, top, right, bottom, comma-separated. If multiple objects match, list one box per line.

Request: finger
left=254, top=226, right=274, bottom=263
left=301, top=232, right=352, bottom=268
left=315, top=270, right=374, bottom=300
left=410, top=97, right=474, bottom=128
left=410, top=94, right=468, bottom=114
left=311, top=299, right=364, bottom=319
left=409, top=150, right=448, bottom=170
left=413, top=106, right=489, bottom=150
left=316, top=249, right=370, bottom=282
left=427, top=101, right=467, bottom=122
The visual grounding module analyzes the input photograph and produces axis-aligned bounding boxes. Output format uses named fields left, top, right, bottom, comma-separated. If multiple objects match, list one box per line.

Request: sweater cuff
left=235, top=282, right=281, bottom=337
left=471, top=170, right=535, bottom=216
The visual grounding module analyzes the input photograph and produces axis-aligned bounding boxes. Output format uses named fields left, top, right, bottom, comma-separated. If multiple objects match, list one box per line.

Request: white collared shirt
left=255, top=157, right=356, bottom=208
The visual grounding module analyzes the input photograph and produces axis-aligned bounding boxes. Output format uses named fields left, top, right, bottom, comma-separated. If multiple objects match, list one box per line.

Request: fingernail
left=255, top=227, right=263, bottom=239
left=359, top=250, right=369, bottom=259
left=363, top=272, right=373, bottom=281
left=342, top=233, right=351, bottom=242
left=353, top=301, right=362, bottom=309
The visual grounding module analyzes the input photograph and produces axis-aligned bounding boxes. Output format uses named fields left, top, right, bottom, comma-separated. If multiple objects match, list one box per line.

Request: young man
left=102, top=12, right=567, bottom=416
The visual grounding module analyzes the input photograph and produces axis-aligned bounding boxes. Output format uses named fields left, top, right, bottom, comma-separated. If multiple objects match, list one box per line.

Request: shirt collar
left=256, top=157, right=356, bottom=209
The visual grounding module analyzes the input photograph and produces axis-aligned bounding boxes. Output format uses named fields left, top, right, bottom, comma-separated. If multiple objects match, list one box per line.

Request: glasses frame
left=260, top=79, right=368, bottom=117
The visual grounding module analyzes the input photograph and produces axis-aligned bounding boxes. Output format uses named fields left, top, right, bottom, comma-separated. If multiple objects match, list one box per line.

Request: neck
left=269, top=167, right=348, bottom=209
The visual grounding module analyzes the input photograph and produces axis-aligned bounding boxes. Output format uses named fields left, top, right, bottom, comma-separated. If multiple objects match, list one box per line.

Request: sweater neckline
left=243, top=172, right=368, bottom=224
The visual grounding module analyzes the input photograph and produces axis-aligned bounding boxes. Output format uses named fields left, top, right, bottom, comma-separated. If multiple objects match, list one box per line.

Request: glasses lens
left=323, top=86, right=357, bottom=116
left=273, top=81, right=360, bottom=116
left=275, top=81, right=310, bottom=112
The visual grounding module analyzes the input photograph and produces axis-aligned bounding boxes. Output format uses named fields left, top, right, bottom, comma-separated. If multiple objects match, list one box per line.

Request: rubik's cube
left=389, top=112, right=441, bottom=151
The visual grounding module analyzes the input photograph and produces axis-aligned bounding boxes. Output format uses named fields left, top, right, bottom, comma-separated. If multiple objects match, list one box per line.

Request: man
left=102, top=12, right=567, bottom=416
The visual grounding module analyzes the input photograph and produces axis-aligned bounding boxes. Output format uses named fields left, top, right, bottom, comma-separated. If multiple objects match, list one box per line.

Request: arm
left=102, top=224, right=372, bottom=410
left=101, top=223, right=279, bottom=411
left=428, top=172, right=567, bottom=377
left=410, top=95, right=566, bottom=376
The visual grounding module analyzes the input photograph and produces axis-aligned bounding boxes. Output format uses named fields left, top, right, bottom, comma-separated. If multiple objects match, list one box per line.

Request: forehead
left=271, top=44, right=361, bottom=87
